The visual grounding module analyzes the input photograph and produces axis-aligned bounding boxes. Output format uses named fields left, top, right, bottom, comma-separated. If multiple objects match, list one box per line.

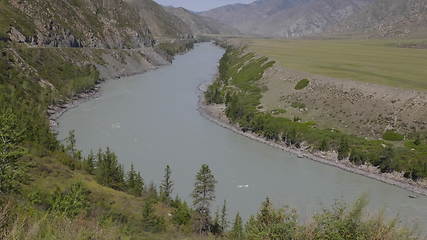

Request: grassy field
left=245, top=38, right=427, bottom=90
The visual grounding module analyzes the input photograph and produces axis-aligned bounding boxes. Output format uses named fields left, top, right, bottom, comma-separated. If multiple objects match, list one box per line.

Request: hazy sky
left=154, top=0, right=255, bottom=12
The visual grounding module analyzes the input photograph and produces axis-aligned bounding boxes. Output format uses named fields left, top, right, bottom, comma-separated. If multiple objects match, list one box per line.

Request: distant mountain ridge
left=200, top=0, right=427, bottom=38
left=333, top=0, right=427, bottom=38
left=164, top=7, right=239, bottom=35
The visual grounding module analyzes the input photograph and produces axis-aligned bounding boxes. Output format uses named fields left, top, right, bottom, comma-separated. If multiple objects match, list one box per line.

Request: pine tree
left=192, top=164, right=217, bottom=234
left=172, top=200, right=192, bottom=227
left=230, top=212, right=244, bottom=240
left=160, top=164, right=173, bottom=203
left=141, top=199, right=166, bottom=233
left=220, top=199, right=228, bottom=232
left=134, top=171, right=144, bottom=196
left=84, top=150, right=95, bottom=174
left=147, top=181, right=158, bottom=201
left=126, top=163, right=138, bottom=196
left=211, top=208, right=222, bottom=235
left=65, top=130, right=77, bottom=157
left=95, top=147, right=125, bottom=190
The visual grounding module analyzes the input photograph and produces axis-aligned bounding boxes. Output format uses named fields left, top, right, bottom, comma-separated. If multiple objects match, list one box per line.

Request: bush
left=294, top=79, right=309, bottom=90
left=383, top=130, right=404, bottom=141
left=291, top=102, right=306, bottom=109
left=49, top=183, right=90, bottom=217
left=141, top=200, right=166, bottom=233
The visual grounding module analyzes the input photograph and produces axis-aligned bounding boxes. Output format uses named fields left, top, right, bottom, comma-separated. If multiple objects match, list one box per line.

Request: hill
left=200, top=0, right=427, bottom=38
left=200, top=0, right=372, bottom=38
left=165, top=7, right=239, bottom=36
left=333, top=0, right=427, bottom=38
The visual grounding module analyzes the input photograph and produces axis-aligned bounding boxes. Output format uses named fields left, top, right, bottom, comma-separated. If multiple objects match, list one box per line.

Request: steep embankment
left=202, top=43, right=427, bottom=195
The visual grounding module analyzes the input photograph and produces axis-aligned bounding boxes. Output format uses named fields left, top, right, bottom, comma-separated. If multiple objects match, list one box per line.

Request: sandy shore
left=197, top=82, right=427, bottom=197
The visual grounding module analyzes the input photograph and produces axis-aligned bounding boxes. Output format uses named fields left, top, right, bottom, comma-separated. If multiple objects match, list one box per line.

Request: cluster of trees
left=0, top=109, right=26, bottom=194
left=226, top=196, right=416, bottom=240
left=205, top=47, right=427, bottom=181
left=64, top=131, right=144, bottom=196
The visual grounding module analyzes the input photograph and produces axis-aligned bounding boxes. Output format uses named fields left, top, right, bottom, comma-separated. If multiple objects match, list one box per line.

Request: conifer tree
left=84, top=150, right=95, bottom=174
left=95, top=147, right=125, bottom=190
left=192, top=164, right=217, bottom=234
left=134, top=171, right=144, bottom=196
left=141, top=199, right=166, bottom=233
left=160, top=164, right=173, bottom=203
left=147, top=181, right=158, bottom=201
left=126, top=163, right=138, bottom=196
left=220, top=199, right=228, bottom=232
left=211, top=208, right=222, bottom=235
left=230, top=212, right=244, bottom=240
left=65, top=130, right=77, bottom=157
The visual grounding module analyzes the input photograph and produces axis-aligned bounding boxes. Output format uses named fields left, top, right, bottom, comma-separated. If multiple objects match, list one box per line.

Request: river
left=57, top=43, right=427, bottom=233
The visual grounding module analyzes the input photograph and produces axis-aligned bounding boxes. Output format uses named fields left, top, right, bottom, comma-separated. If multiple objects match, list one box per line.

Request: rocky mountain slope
left=200, top=0, right=372, bottom=38
left=200, top=0, right=427, bottom=38
left=165, top=7, right=239, bottom=35
left=333, top=0, right=427, bottom=38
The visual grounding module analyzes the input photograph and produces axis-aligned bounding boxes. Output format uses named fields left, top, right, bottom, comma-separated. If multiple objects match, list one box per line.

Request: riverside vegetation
left=0, top=38, right=421, bottom=238
left=0, top=116, right=420, bottom=239
left=205, top=46, right=427, bottom=183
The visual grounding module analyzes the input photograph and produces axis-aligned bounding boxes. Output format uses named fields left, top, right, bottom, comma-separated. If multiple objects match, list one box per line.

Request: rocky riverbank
left=197, top=81, right=427, bottom=197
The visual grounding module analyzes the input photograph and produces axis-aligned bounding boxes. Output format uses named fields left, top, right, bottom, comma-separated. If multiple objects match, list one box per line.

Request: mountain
left=333, top=0, right=427, bottom=38
left=200, top=0, right=372, bottom=38
left=164, top=7, right=239, bottom=35
left=1, top=0, right=197, bottom=49
left=125, top=0, right=193, bottom=39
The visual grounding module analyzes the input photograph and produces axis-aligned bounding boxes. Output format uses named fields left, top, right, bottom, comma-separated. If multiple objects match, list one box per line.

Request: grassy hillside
left=246, top=38, right=427, bottom=90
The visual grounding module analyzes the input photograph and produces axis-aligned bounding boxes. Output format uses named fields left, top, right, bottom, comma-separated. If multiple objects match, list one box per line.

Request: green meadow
left=246, top=38, right=427, bottom=90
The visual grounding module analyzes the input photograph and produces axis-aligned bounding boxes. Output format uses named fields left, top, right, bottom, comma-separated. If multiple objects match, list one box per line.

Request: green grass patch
left=294, top=78, right=309, bottom=90
left=383, top=130, right=404, bottom=141
left=247, top=38, right=427, bottom=90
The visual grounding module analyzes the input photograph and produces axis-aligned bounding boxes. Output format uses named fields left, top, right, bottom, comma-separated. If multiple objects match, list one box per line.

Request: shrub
left=291, top=102, right=306, bottom=109
left=383, top=130, right=404, bottom=141
left=141, top=200, right=166, bottom=233
left=271, top=109, right=286, bottom=115
left=294, top=79, right=310, bottom=90
left=49, top=183, right=90, bottom=217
